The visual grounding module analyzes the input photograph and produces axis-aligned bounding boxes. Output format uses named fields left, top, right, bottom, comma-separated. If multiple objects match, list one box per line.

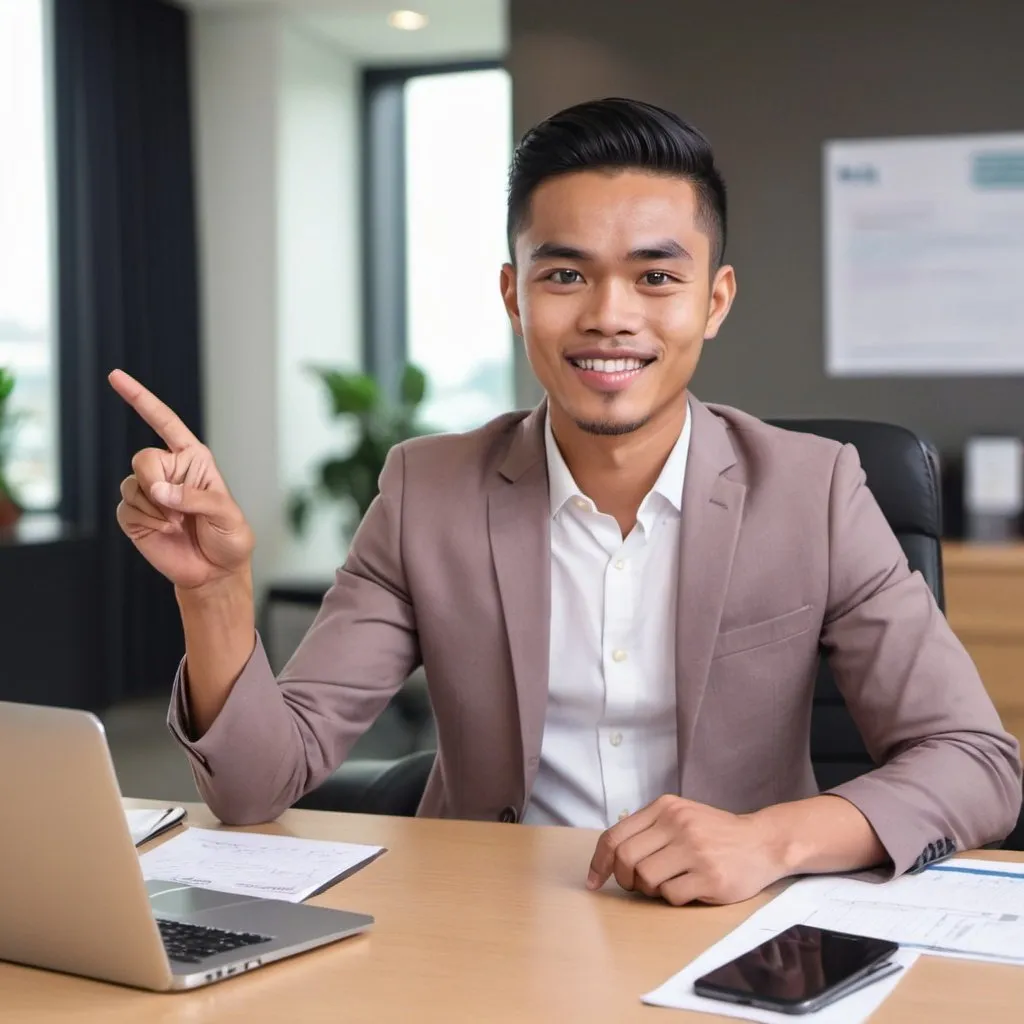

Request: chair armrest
left=293, top=749, right=436, bottom=817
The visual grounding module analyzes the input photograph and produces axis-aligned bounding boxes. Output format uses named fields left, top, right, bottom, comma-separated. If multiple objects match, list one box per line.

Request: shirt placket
left=599, top=527, right=644, bottom=827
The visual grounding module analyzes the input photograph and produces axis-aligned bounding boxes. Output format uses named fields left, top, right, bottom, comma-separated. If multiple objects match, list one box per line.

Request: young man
left=111, top=97, right=1021, bottom=907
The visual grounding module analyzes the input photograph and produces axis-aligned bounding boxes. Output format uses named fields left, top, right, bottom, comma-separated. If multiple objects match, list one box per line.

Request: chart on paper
left=754, top=859, right=1024, bottom=964
left=139, top=827, right=385, bottom=903
left=824, top=131, right=1024, bottom=375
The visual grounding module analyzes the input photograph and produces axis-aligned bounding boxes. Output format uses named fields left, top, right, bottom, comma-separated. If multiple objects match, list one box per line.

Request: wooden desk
left=5, top=800, right=1024, bottom=1023
left=944, top=541, right=1024, bottom=750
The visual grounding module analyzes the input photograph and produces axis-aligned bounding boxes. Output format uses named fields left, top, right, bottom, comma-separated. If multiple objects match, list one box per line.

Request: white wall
left=277, top=27, right=361, bottom=580
left=190, top=11, right=361, bottom=594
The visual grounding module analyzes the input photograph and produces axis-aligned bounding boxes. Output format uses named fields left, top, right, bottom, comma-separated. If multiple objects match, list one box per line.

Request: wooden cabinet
left=943, top=542, right=1024, bottom=751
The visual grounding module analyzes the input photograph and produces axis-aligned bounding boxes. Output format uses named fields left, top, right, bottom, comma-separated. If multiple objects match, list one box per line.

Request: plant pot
left=0, top=493, right=21, bottom=535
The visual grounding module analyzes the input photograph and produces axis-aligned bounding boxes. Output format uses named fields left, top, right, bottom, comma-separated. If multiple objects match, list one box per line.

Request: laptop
left=0, top=700, right=374, bottom=991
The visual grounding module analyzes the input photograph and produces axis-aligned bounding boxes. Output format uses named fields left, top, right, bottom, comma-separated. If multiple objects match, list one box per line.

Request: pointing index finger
left=108, top=369, right=199, bottom=452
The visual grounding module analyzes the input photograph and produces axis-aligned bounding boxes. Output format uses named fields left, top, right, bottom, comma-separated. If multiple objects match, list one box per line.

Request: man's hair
left=506, top=97, right=727, bottom=269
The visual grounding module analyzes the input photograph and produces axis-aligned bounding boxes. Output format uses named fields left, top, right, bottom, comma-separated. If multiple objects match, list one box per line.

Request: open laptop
left=0, top=700, right=373, bottom=991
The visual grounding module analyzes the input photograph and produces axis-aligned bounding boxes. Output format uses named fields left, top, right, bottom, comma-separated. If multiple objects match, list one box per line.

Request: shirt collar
left=543, top=400, right=693, bottom=519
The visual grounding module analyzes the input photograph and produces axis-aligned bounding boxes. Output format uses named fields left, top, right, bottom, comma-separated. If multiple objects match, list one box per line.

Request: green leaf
left=347, top=461, right=378, bottom=520
left=309, top=367, right=380, bottom=416
left=287, top=491, right=311, bottom=535
left=0, top=368, right=14, bottom=403
left=319, top=456, right=357, bottom=498
left=399, top=364, right=427, bottom=408
left=285, top=364, right=435, bottom=545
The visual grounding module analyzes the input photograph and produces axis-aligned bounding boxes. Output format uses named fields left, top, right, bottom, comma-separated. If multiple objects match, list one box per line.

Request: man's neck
left=549, top=396, right=689, bottom=533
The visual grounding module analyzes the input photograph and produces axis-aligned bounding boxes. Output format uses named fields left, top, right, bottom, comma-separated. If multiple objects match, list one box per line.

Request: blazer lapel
left=676, top=398, right=746, bottom=793
left=488, top=403, right=551, bottom=801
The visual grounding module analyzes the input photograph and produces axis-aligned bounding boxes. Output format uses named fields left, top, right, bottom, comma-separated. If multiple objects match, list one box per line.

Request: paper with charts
left=139, top=827, right=385, bottom=902
left=749, top=857, right=1024, bottom=966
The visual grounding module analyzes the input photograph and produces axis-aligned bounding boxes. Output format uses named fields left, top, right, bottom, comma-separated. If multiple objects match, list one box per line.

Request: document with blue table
left=645, top=858, right=1024, bottom=1020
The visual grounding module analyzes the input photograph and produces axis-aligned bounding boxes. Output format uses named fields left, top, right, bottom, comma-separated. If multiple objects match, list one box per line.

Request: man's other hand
left=586, top=794, right=784, bottom=906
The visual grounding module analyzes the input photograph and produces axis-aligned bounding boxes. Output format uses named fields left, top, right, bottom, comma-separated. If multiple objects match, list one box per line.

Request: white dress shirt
left=522, top=404, right=692, bottom=829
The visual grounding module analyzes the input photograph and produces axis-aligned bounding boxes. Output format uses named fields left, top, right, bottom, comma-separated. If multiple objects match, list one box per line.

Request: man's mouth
left=565, top=355, right=655, bottom=393
left=567, top=356, right=654, bottom=373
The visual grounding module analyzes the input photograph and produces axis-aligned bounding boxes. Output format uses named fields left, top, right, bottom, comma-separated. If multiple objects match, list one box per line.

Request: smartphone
left=693, top=924, right=901, bottom=1015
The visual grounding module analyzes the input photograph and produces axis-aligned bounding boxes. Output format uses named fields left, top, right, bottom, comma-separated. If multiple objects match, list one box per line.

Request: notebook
left=124, top=806, right=187, bottom=847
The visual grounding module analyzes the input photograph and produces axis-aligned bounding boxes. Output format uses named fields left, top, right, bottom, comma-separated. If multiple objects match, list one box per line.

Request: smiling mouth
left=567, top=356, right=655, bottom=373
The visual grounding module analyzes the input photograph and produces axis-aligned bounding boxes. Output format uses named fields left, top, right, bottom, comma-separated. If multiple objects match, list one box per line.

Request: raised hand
left=110, top=369, right=254, bottom=591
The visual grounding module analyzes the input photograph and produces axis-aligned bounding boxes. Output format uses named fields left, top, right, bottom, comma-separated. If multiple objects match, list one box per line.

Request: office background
left=510, top=0, right=1024, bottom=458
left=0, top=0, right=1022, bottom=801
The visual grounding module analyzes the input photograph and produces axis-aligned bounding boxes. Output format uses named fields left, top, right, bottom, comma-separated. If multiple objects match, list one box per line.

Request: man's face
left=501, top=170, right=735, bottom=436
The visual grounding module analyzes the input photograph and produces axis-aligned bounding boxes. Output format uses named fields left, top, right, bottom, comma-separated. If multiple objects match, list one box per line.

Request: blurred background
left=1, top=0, right=1023, bottom=802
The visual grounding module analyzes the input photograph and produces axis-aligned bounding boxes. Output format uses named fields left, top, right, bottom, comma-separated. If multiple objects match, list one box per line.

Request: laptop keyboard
left=157, top=918, right=273, bottom=964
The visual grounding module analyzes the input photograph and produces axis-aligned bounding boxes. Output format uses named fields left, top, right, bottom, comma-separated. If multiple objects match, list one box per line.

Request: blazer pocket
left=712, top=605, right=816, bottom=660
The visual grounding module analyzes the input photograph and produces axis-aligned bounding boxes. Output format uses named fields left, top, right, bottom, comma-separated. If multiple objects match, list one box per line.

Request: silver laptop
left=0, top=700, right=373, bottom=991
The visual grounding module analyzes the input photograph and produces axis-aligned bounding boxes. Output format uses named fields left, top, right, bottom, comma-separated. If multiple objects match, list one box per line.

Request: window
left=365, top=65, right=514, bottom=433
left=0, top=0, right=58, bottom=509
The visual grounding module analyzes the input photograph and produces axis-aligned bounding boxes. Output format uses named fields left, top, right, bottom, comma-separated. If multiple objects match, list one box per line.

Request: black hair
left=506, top=97, right=727, bottom=269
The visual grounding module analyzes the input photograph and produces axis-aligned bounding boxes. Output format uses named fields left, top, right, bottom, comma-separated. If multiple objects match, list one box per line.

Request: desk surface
left=6, top=800, right=1024, bottom=1023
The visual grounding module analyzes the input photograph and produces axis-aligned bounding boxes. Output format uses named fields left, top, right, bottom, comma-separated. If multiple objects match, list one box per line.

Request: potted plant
left=0, top=367, right=23, bottom=532
left=289, top=363, right=432, bottom=542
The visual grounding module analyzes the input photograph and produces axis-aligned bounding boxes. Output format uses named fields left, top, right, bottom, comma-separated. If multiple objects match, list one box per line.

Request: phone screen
left=694, top=925, right=898, bottom=1011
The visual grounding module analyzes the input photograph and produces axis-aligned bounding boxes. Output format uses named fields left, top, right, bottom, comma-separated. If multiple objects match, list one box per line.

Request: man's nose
left=576, top=277, right=643, bottom=336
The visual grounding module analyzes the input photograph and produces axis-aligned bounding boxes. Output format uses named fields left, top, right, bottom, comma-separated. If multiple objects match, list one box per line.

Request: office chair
left=296, top=416, right=1023, bottom=850
left=294, top=748, right=435, bottom=816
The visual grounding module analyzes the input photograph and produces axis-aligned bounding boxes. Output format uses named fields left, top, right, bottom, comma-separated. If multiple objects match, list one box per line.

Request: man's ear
left=500, top=263, right=523, bottom=336
left=704, top=264, right=736, bottom=340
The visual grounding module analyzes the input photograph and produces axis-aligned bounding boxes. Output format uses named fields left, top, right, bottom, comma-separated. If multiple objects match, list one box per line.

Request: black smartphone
left=693, top=924, right=901, bottom=1015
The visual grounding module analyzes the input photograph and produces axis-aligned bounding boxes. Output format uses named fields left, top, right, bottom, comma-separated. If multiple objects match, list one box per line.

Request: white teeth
left=573, top=357, right=646, bottom=373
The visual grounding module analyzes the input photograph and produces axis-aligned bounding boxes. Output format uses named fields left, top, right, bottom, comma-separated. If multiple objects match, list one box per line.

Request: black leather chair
left=296, top=417, right=1023, bottom=849
left=294, top=748, right=435, bottom=816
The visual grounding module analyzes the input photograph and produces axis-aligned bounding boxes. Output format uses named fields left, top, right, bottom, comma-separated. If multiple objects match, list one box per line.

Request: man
left=111, top=97, right=1021, bottom=908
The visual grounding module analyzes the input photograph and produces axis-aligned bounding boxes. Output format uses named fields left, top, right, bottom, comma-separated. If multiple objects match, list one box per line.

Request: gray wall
left=508, top=0, right=1024, bottom=458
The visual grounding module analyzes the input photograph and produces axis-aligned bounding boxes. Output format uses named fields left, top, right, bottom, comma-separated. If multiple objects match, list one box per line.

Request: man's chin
left=572, top=414, right=651, bottom=436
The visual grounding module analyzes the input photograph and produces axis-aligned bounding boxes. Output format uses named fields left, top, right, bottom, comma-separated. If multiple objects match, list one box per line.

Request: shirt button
left=612, top=649, right=627, bottom=663
left=573, top=497, right=588, bottom=510
left=618, top=810, right=629, bottom=822
left=614, top=558, right=626, bottom=570
left=609, top=732, right=623, bottom=747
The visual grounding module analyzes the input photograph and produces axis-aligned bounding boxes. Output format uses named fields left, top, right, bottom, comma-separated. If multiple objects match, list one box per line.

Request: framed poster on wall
left=824, top=131, right=1024, bottom=376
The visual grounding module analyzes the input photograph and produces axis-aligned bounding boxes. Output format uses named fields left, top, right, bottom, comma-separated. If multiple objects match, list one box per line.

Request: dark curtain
left=53, top=0, right=202, bottom=706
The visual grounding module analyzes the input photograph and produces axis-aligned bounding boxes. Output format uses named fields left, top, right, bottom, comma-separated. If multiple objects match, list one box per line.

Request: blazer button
left=498, top=806, right=518, bottom=824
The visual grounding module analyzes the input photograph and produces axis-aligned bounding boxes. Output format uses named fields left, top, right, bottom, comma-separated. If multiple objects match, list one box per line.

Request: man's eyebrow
left=529, top=242, right=592, bottom=262
left=528, top=239, right=693, bottom=262
left=627, top=239, right=693, bottom=261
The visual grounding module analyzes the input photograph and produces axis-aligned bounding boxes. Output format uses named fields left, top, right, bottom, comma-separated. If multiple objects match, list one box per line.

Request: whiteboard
left=824, top=132, right=1024, bottom=375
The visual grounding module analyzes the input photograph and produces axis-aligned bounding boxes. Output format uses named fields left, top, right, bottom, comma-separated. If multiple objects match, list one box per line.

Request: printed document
left=824, top=131, right=1024, bottom=375
left=751, top=858, right=1024, bottom=965
left=139, top=827, right=384, bottom=902
left=645, top=857, right=1024, bottom=1017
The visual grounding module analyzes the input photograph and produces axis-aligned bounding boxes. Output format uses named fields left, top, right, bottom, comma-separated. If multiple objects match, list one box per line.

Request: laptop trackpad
left=147, top=879, right=259, bottom=914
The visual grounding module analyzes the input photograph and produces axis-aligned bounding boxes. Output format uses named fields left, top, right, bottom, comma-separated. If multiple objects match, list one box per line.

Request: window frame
left=361, top=59, right=505, bottom=402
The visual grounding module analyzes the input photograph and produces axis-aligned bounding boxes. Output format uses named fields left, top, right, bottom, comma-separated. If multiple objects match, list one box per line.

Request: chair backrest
left=767, top=418, right=945, bottom=790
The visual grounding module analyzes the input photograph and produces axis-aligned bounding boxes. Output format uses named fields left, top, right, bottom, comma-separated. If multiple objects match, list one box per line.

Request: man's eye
left=642, top=271, right=673, bottom=286
left=549, top=269, right=582, bottom=285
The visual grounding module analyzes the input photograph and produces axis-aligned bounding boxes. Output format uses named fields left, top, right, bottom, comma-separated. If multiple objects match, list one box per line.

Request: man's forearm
left=176, top=570, right=257, bottom=738
left=752, top=794, right=888, bottom=878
